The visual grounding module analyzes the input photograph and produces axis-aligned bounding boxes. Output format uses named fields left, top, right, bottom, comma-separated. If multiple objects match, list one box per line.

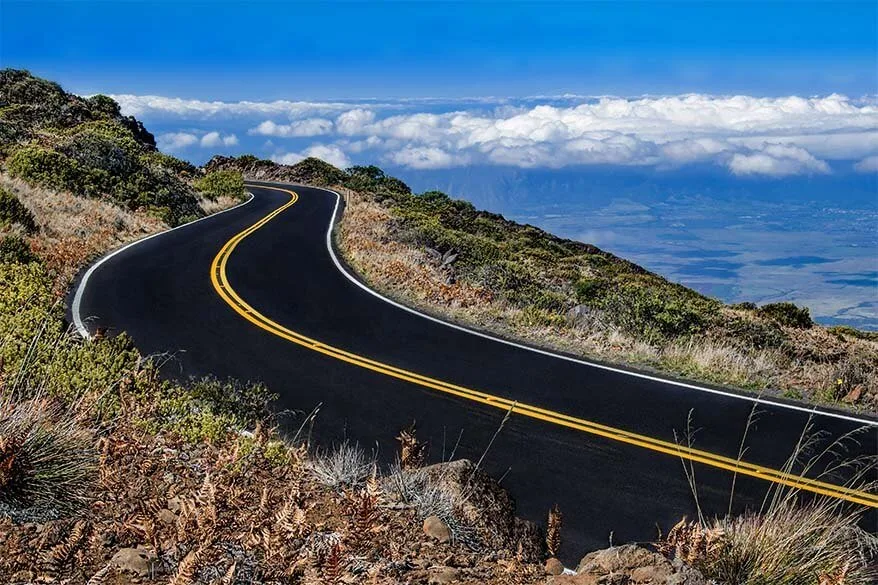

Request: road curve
left=71, top=182, right=877, bottom=562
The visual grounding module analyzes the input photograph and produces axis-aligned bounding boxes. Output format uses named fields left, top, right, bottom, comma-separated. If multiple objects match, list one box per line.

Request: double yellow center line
left=211, top=185, right=878, bottom=508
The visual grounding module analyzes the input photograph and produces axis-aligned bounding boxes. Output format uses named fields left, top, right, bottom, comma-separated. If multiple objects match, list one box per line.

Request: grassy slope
left=0, top=72, right=556, bottom=584
left=0, top=70, right=874, bottom=583
left=208, top=156, right=878, bottom=414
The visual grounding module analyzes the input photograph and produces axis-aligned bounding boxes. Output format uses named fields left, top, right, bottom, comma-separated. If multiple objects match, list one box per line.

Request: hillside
left=0, top=71, right=874, bottom=584
left=208, top=155, right=878, bottom=414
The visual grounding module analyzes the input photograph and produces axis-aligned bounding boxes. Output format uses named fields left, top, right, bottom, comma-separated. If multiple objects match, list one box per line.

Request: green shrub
left=827, top=325, right=878, bottom=342
left=6, top=144, right=201, bottom=227
left=86, top=94, right=121, bottom=118
left=722, top=316, right=786, bottom=350
left=757, top=302, right=813, bottom=329
left=594, top=284, right=713, bottom=340
left=0, top=395, right=96, bottom=522
left=141, top=376, right=274, bottom=444
left=0, top=235, right=37, bottom=264
left=345, top=165, right=411, bottom=195
left=196, top=169, right=245, bottom=201
left=7, top=145, right=114, bottom=198
left=0, top=188, right=37, bottom=233
left=574, top=277, right=607, bottom=303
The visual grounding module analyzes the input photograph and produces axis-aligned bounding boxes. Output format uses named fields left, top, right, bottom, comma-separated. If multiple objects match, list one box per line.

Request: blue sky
left=3, top=1, right=876, bottom=99
left=3, top=1, right=877, bottom=325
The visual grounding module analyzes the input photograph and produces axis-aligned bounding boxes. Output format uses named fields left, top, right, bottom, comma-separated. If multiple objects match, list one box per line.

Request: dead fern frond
left=218, top=561, right=237, bottom=585
left=321, top=540, right=345, bottom=584
left=397, top=423, right=427, bottom=470
left=169, top=547, right=204, bottom=585
left=546, top=503, right=562, bottom=558
left=43, top=519, right=88, bottom=568
left=86, top=563, right=111, bottom=585
left=346, top=487, right=380, bottom=552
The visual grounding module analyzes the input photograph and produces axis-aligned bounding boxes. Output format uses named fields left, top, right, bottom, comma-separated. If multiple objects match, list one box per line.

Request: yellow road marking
left=210, top=184, right=878, bottom=508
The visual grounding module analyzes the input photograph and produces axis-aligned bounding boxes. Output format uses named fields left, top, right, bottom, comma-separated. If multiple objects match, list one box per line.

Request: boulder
left=110, top=546, right=158, bottom=577
left=429, top=567, right=460, bottom=584
left=545, top=557, right=565, bottom=575
left=424, top=515, right=452, bottom=543
left=421, top=459, right=543, bottom=561
left=548, top=544, right=705, bottom=584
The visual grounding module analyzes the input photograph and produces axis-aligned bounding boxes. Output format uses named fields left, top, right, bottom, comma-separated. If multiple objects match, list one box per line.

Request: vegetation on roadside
left=1, top=69, right=201, bottom=225
left=208, top=154, right=878, bottom=413
left=0, top=70, right=875, bottom=583
left=195, top=169, right=246, bottom=202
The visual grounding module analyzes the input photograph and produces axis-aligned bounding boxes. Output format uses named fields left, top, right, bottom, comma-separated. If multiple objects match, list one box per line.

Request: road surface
left=71, top=182, right=878, bottom=563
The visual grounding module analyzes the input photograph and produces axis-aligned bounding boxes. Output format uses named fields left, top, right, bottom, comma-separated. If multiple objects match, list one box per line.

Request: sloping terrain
left=0, top=72, right=874, bottom=584
left=207, top=156, right=878, bottom=414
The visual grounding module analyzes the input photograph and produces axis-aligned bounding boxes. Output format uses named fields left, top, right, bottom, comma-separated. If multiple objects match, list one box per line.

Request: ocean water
left=392, top=165, right=878, bottom=330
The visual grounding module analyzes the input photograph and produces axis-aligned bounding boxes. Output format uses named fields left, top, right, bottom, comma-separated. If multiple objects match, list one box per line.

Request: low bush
left=0, top=395, right=96, bottom=522
left=0, top=235, right=37, bottom=264
left=196, top=169, right=245, bottom=201
left=586, top=283, right=714, bottom=340
left=345, top=165, right=411, bottom=195
left=0, top=188, right=36, bottom=233
left=140, top=376, right=274, bottom=444
left=7, top=145, right=113, bottom=199
left=7, top=143, right=202, bottom=226
left=828, top=325, right=878, bottom=342
left=758, top=302, right=813, bottom=329
left=309, top=441, right=374, bottom=489
left=663, top=500, right=878, bottom=585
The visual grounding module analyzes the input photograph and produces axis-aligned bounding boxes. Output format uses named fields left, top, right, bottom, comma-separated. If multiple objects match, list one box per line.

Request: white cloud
left=303, top=144, right=351, bottom=169
left=854, top=155, right=878, bottom=173
left=249, top=118, right=333, bottom=137
left=158, top=130, right=238, bottom=151
left=200, top=131, right=239, bottom=147
left=387, top=147, right=469, bottom=169
left=271, top=152, right=304, bottom=165
left=111, top=94, right=357, bottom=120
left=728, top=144, right=831, bottom=177
left=271, top=144, right=352, bottom=169
left=157, top=132, right=198, bottom=151
left=136, top=93, right=878, bottom=173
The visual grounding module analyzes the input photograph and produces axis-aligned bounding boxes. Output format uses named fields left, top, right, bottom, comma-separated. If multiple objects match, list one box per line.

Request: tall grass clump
left=308, top=441, right=374, bottom=489
left=0, top=394, right=96, bottom=522
left=662, top=413, right=878, bottom=584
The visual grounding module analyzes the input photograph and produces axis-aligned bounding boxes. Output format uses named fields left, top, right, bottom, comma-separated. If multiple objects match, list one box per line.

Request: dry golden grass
left=199, top=194, right=244, bottom=216
left=0, top=173, right=165, bottom=292
left=1, top=173, right=246, bottom=296
left=334, top=185, right=878, bottom=412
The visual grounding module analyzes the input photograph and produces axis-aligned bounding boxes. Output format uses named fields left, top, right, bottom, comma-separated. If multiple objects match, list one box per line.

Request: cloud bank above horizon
left=114, top=93, right=878, bottom=177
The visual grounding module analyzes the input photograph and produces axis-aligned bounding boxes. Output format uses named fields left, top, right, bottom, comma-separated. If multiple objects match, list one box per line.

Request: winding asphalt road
left=71, top=182, right=877, bottom=563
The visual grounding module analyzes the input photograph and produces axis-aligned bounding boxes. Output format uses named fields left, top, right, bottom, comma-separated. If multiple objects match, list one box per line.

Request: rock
left=429, top=567, right=460, bottom=584
left=419, top=460, right=543, bottom=561
left=545, top=557, right=565, bottom=575
left=110, top=546, right=158, bottom=577
left=424, top=515, right=452, bottom=543
left=551, top=544, right=705, bottom=584
left=157, top=508, right=176, bottom=526
left=566, top=305, right=593, bottom=327
left=843, top=385, right=863, bottom=403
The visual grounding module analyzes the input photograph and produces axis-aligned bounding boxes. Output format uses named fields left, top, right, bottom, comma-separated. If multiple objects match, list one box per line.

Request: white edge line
left=72, top=193, right=256, bottom=338
left=313, top=185, right=878, bottom=428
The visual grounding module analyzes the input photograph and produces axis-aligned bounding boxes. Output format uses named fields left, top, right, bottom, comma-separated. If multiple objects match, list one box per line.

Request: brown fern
left=546, top=504, right=562, bottom=558
left=85, top=563, right=111, bottom=585
left=396, top=423, right=427, bottom=470
left=169, top=547, right=204, bottom=585
left=321, top=540, right=345, bottom=584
